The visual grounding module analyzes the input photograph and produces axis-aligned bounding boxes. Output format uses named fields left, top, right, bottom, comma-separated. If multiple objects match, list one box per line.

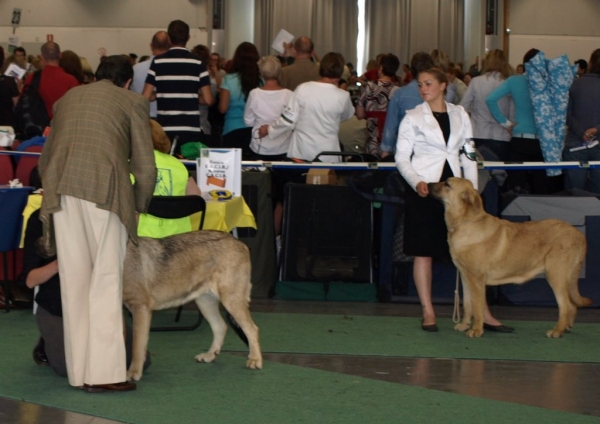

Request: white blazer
left=394, top=101, right=478, bottom=191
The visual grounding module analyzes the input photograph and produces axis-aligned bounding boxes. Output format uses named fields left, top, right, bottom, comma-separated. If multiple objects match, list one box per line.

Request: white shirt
left=269, top=81, right=355, bottom=162
left=395, top=101, right=478, bottom=191
left=244, top=87, right=293, bottom=155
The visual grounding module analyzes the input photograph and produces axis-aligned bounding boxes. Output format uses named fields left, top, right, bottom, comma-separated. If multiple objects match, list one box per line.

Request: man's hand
left=283, top=42, right=294, bottom=58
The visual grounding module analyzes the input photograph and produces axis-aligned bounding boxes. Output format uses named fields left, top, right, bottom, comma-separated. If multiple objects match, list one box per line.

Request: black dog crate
left=280, top=183, right=373, bottom=283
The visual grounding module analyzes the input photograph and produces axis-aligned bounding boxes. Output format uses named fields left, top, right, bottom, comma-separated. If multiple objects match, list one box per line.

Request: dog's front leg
left=464, top=273, right=485, bottom=338
left=454, top=271, right=472, bottom=332
left=127, top=306, right=153, bottom=381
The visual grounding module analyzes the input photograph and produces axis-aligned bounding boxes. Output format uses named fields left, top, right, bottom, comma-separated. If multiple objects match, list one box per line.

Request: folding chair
left=0, top=187, right=31, bottom=312
left=146, top=195, right=206, bottom=331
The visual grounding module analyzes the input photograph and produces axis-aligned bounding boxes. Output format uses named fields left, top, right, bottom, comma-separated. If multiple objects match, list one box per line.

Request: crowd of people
left=2, top=17, right=599, bottom=393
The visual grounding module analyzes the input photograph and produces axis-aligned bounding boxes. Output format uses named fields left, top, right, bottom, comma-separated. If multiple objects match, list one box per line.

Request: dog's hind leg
left=566, top=301, right=577, bottom=332
left=545, top=269, right=573, bottom=338
left=194, top=293, right=228, bottom=363
left=220, top=297, right=262, bottom=370
left=127, top=306, right=153, bottom=381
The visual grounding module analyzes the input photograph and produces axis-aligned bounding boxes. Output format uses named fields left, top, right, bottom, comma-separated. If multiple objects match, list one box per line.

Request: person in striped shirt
left=143, top=20, right=213, bottom=153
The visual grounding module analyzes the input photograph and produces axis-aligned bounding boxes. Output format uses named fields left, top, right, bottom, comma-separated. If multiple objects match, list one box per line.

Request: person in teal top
left=486, top=48, right=561, bottom=194
left=486, top=74, right=537, bottom=135
left=220, top=73, right=248, bottom=134
left=219, top=42, right=261, bottom=159
left=137, top=120, right=202, bottom=238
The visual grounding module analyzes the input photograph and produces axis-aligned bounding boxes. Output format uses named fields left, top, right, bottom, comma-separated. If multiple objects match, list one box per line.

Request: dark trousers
left=222, top=127, right=253, bottom=159
left=508, top=137, right=562, bottom=194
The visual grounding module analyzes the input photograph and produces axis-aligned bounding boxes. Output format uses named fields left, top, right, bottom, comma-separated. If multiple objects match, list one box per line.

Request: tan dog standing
left=123, top=230, right=262, bottom=381
left=429, top=177, right=592, bottom=338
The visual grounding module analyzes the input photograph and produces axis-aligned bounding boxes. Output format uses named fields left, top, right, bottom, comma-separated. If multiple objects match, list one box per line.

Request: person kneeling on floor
left=21, top=207, right=151, bottom=379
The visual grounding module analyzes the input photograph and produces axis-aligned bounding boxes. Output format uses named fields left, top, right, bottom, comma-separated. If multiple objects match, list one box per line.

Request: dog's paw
left=546, top=329, right=564, bottom=338
left=467, top=328, right=484, bottom=338
left=246, top=357, right=263, bottom=370
left=195, top=352, right=218, bottom=363
left=454, top=322, right=470, bottom=332
left=127, top=368, right=143, bottom=382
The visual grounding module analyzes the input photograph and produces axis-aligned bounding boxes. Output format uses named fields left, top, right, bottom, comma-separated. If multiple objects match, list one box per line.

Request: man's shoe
left=33, top=338, right=50, bottom=367
left=483, top=323, right=515, bottom=333
left=83, top=382, right=137, bottom=393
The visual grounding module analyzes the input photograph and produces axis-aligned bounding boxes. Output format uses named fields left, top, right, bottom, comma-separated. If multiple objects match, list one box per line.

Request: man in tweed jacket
left=39, top=55, right=156, bottom=392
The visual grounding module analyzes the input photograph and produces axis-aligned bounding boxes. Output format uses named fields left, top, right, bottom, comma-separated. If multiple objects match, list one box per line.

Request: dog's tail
left=569, top=280, right=593, bottom=308
left=226, top=312, right=249, bottom=346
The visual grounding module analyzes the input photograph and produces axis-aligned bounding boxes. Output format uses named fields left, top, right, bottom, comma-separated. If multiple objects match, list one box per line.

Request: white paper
left=4, top=63, right=25, bottom=79
left=271, top=29, right=295, bottom=55
left=196, top=148, right=242, bottom=196
left=0, top=127, right=15, bottom=147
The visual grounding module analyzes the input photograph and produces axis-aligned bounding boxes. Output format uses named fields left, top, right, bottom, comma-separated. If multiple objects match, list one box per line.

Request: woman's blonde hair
left=482, top=49, right=513, bottom=79
left=150, top=119, right=172, bottom=154
left=430, top=49, right=451, bottom=72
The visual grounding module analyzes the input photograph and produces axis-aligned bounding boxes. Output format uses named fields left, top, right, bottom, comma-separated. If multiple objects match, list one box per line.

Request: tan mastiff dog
left=429, top=177, right=592, bottom=338
left=123, top=230, right=262, bottom=381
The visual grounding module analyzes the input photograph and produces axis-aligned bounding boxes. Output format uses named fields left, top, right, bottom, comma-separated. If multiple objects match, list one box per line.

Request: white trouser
left=53, top=195, right=128, bottom=387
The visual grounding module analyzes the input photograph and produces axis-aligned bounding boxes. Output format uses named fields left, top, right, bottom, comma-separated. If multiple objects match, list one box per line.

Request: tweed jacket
left=39, top=79, right=156, bottom=251
left=278, top=58, right=320, bottom=91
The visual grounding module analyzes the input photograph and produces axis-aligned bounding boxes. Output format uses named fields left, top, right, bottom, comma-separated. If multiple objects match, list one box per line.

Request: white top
left=268, top=81, right=355, bottom=162
left=395, top=101, right=478, bottom=191
left=460, top=72, right=513, bottom=142
left=244, top=87, right=293, bottom=155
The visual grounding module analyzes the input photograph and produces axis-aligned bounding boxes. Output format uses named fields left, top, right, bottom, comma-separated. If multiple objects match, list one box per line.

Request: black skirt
left=403, top=161, right=454, bottom=258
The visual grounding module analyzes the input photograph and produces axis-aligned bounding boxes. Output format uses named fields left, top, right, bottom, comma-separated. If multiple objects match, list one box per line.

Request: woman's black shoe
left=33, top=337, right=50, bottom=366
left=421, top=320, right=439, bottom=332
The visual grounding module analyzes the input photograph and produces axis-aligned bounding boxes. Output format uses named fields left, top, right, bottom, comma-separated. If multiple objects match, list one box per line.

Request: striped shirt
left=146, top=47, right=210, bottom=145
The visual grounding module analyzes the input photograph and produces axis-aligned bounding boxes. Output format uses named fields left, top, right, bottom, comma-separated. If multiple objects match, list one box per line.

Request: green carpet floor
left=216, top=312, right=599, bottom=363
left=1, top=310, right=599, bottom=424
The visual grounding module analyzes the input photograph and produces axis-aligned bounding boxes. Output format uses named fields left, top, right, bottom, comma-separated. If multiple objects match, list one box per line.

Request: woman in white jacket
left=395, top=66, right=511, bottom=333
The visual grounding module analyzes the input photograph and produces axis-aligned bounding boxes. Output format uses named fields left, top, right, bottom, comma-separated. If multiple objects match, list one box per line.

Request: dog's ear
left=461, top=188, right=483, bottom=211
left=461, top=189, right=477, bottom=206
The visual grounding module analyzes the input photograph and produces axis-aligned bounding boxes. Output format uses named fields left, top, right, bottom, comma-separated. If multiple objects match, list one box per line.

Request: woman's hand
left=584, top=127, right=598, bottom=141
left=258, top=125, right=269, bottom=138
left=416, top=181, right=429, bottom=197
